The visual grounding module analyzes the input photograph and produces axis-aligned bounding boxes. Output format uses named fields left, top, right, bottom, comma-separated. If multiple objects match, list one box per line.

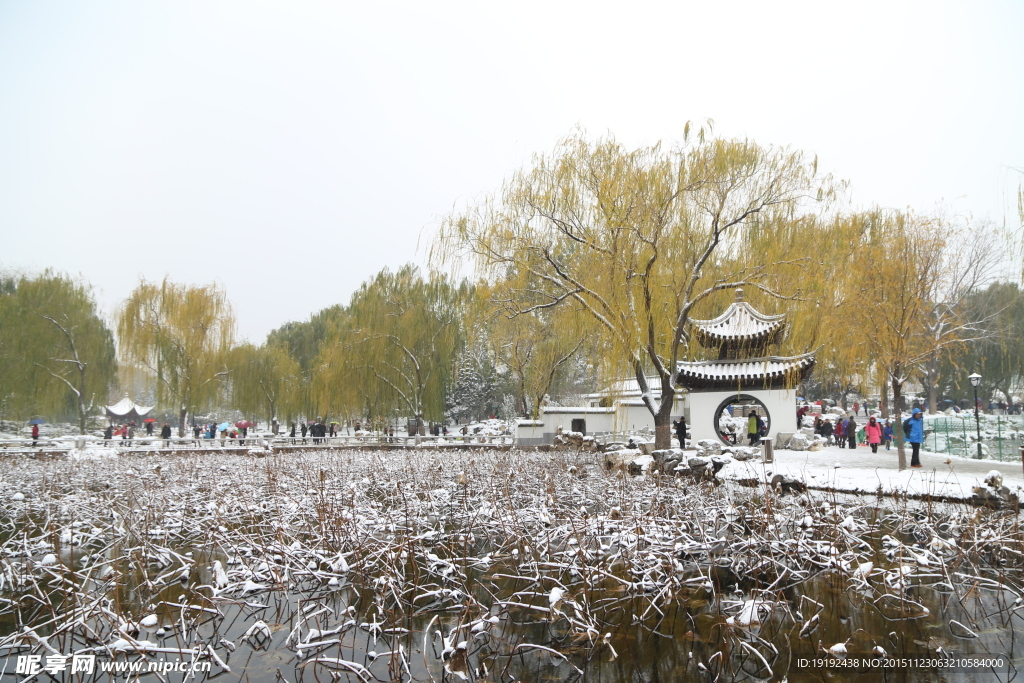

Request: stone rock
left=652, top=449, right=684, bottom=474
left=709, top=456, right=729, bottom=474
left=604, top=449, right=641, bottom=472
left=729, top=447, right=757, bottom=462
left=770, top=474, right=806, bottom=493
left=788, top=433, right=810, bottom=451
left=688, top=456, right=710, bottom=470
left=800, top=427, right=816, bottom=437
left=628, top=454, right=654, bottom=475
left=985, top=470, right=1003, bottom=488
left=808, top=442, right=823, bottom=452
left=775, top=432, right=794, bottom=449
left=553, top=427, right=598, bottom=450
left=971, top=485, right=1019, bottom=510
left=696, top=440, right=723, bottom=455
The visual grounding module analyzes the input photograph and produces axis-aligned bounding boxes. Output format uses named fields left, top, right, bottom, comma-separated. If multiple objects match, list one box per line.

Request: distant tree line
left=3, top=128, right=1022, bottom=453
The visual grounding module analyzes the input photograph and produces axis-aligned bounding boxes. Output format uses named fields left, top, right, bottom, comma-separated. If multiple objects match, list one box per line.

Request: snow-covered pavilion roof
left=676, top=352, right=816, bottom=390
left=690, top=288, right=786, bottom=349
left=105, top=397, right=154, bottom=418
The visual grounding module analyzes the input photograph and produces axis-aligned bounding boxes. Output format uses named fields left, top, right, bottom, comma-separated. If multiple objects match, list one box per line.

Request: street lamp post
left=969, top=373, right=983, bottom=459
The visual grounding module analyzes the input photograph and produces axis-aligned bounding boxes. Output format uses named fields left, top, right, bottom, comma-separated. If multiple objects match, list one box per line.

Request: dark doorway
left=571, top=418, right=586, bottom=434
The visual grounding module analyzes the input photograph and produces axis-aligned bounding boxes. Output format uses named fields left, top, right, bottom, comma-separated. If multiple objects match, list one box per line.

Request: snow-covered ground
left=719, top=444, right=1024, bottom=501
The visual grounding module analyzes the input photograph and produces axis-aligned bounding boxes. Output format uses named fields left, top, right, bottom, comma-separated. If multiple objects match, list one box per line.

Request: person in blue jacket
left=882, top=420, right=894, bottom=450
left=905, top=408, right=925, bottom=467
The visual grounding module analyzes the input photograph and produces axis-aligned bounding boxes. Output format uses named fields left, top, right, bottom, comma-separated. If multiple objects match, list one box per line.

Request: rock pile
left=972, top=469, right=1019, bottom=509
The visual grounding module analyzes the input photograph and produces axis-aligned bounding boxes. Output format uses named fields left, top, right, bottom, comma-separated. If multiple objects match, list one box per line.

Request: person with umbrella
left=145, top=419, right=154, bottom=436
left=236, top=420, right=251, bottom=446
left=218, top=421, right=231, bottom=446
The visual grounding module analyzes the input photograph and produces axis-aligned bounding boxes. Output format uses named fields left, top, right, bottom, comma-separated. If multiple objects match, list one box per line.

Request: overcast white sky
left=1, top=0, right=1021, bottom=341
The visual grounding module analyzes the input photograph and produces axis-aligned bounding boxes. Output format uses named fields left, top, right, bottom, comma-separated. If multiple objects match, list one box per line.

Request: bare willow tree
left=435, top=130, right=832, bottom=448
left=117, top=278, right=235, bottom=436
left=0, top=272, right=116, bottom=433
left=227, top=343, right=301, bottom=433
left=916, top=221, right=1003, bottom=413
left=314, top=265, right=469, bottom=433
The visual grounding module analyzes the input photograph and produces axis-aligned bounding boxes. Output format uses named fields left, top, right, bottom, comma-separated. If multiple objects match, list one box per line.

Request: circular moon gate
left=714, top=394, right=771, bottom=446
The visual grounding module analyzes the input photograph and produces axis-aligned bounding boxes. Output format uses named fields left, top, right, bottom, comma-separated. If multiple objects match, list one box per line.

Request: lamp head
left=968, top=372, right=982, bottom=388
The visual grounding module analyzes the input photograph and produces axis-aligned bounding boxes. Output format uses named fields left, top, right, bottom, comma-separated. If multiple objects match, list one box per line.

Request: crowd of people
left=810, top=408, right=926, bottom=467
left=288, top=420, right=335, bottom=444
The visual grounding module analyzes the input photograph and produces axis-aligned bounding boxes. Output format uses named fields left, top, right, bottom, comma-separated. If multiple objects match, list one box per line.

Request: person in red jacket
left=864, top=416, right=883, bottom=453
left=31, top=423, right=39, bottom=446
left=834, top=417, right=846, bottom=448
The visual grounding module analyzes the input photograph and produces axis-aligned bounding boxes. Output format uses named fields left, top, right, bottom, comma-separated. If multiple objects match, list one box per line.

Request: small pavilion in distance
left=105, top=396, right=154, bottom=424
left=678, top=288, right=815, bottom=445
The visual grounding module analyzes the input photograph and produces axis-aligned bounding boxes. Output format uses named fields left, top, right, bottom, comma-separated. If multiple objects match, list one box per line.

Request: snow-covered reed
left=0, top=448, right=1021, bottom=680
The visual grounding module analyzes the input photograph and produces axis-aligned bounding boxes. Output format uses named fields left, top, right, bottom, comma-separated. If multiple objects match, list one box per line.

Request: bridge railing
left=0, top=432, right=517, bottom=452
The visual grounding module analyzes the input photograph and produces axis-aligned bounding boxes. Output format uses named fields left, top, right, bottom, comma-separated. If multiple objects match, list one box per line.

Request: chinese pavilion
left=678, top=288, right=815, bottom=444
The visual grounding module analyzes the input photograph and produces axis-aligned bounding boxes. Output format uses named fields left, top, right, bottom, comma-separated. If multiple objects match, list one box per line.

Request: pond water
left=0, top=449, right=1021, bottom=682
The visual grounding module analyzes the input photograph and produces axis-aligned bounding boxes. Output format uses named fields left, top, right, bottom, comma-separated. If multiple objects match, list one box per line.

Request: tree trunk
left=654, top=413, right=672, bottom=450
left=77, top=375, right=88, bottom=436
left=926, top=353, right=939, bottom=414
left=892, top=376, right=906, bottom=471
left=653, top=384, right=675, bottom=450
left=178, top=407, right=187, bottom=438
left=880, top=378, right=889, bottom=419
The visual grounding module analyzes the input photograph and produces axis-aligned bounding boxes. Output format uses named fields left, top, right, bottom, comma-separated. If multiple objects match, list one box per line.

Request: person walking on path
left=846, top=416, right=858, bottom=449
left=864, top=416, right=883, bottom=453
left=160, top=422, right=172, bottom=447
left=31, top=423, right=39, bottom=446
left=905, top=408, right=925, bottom=467
left=747, top=411, right=760, bottom=446
left=882, top=420, right=893, bottom=450
left=674, top=417, right=687, bottom=449
left=834, top=417, right=846, bottom=448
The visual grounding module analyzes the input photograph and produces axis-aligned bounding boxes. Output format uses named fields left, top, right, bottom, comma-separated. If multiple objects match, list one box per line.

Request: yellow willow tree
left=838, top=210, right=948, bottom=470
left=117, top=278, right=235, bottom=436
left=227, top=343, right=301, bottom=434
left=435, top=131, right=833, bottom=448
left=1, top=272, right=117, bottom=433
left=481, top=282, right=589, bottom=419
left=314, top=265, right=469, bottom=433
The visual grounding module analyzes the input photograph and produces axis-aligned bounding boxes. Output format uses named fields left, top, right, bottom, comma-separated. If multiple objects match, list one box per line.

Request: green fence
left=926, top=415, right=1023, bottom=461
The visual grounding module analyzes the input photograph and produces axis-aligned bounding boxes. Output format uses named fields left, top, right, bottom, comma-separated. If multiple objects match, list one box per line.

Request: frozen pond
left=0, top=448, right=1021, bottom=681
